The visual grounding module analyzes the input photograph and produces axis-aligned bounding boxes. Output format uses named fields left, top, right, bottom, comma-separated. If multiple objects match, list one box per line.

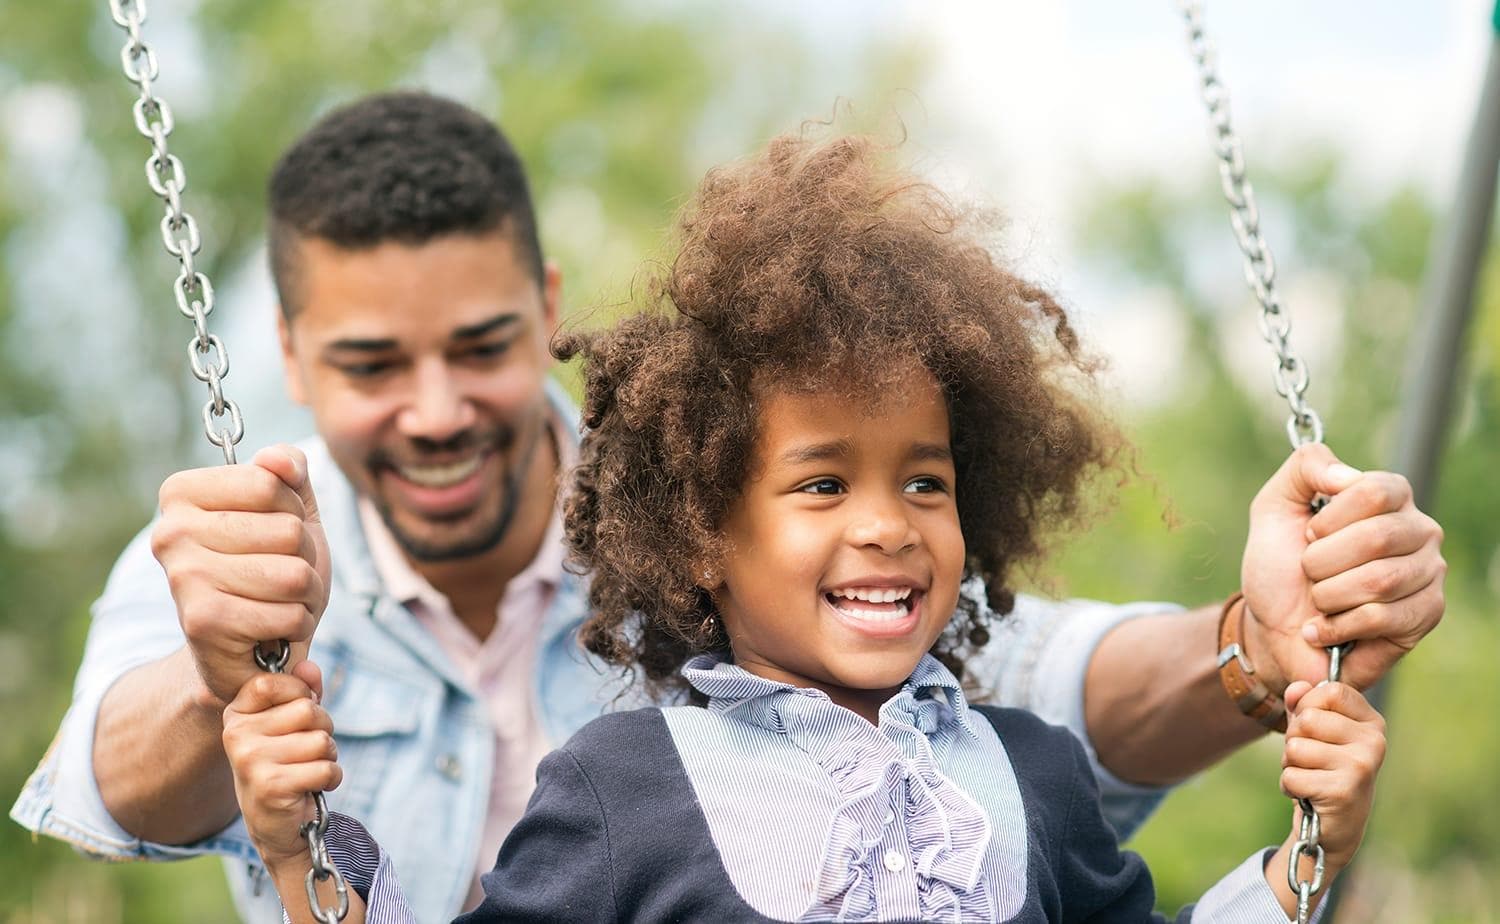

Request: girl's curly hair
left=553, top=133, right=1123, bottom=701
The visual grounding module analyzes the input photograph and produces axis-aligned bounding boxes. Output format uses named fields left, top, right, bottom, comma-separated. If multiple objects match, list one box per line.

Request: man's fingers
left=1306, top=471, right=1416, bottom=541
left=252, top=445, right=322, bottom=527
left=208, top=552, right=327, bottom=610
left=1300, top=580, right=1444, bottom=649
left=1302, top=512, right=1436, bottom=581
left=251, top=446, right=330, bottom=601
left=178, top=592, right=317, bottom=648
left=1258, top=443, right=1352, bottom=512
left=1308, top=551, right=1437, bottom=616
left=162, top=508, right=319, bottom=561
left=159, top=463, right=307, bottom=518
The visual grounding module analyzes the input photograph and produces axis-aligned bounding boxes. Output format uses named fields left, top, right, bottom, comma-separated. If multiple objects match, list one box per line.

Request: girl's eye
left=904, top=476, right=947, bottom=494
left=798, top=478, right=844, bottom=496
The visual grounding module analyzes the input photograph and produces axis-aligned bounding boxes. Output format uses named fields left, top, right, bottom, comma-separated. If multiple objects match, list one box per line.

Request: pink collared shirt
left=358, top=437, right=569, bottom=910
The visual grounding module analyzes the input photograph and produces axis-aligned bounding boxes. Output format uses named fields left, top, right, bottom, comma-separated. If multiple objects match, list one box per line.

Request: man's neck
left=411, top=426, right=561, bottom=640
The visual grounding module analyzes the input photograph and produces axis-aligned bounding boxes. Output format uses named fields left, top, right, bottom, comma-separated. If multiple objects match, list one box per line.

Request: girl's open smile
left=822, top=581, right=926, bottom=637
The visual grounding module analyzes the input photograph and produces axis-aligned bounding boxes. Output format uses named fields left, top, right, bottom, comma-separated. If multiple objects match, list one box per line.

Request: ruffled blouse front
left=678, top=655, right=1004, bottom=922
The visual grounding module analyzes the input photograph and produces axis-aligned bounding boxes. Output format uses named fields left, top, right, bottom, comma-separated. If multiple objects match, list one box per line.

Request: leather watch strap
left=1215, top=592, right=1287, bottom=733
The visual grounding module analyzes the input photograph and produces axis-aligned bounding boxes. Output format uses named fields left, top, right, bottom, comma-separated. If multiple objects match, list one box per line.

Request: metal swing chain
left=1178, top=3, right=1351, bottom=922
left=105, top=3, right=347, bottom=921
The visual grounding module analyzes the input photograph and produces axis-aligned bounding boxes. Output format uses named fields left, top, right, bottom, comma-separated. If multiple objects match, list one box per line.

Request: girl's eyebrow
left=776, top=439, right=953, bottom=466
left=777, top=439, right=853, bottom=466
left=909, top=442, right=953, bottom=463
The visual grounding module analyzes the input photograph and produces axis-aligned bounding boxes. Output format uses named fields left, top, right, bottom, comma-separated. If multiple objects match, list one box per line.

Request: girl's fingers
left=1283, top=680, right=1314, bottom=713
left=250, top=729, right=338, bottom=766
left=1287, top=708, right=1369, bottom=748
left=1280, top=766, right=1350, bottom=803
left=1282, top=737, right=1345, bottom=772
left=227, top=671, right=316, bottom=716
left=254, top=760, right=344, bottom=803
left=290, top=658, right=324, bottom=703
left=245, top=699, right=334, bottom=739
left=1292, top=681, right=1383, bottom=725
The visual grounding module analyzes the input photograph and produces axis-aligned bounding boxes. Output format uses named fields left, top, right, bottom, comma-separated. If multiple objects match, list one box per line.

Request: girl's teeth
left=826, top=588, right=915, bottom=621
left=834, top=601, right=911, bottom=621
left=397, top=454, right=484, bottom=488
left=833, top=587, right=913, bottom=603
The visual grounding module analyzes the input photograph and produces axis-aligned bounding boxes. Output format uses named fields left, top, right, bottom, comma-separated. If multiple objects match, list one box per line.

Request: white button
left=436, top=754, right=462, bottom=781
left=882, top=811, right=896, bottom=825
left=883, top=849, right=906, bottom=873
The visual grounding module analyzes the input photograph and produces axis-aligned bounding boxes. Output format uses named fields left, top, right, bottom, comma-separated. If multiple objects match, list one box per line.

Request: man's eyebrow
left=324, top=336, right=398, bottom=353
left=321, top=314, right=521, bottom=354
left=778, top=439, right=854, bottom=466
left=452, top=314, right=521, bottom=341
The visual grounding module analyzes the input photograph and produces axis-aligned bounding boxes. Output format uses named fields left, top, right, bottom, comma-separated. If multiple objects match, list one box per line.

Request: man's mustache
left=367, top=427, right=514, bottom=469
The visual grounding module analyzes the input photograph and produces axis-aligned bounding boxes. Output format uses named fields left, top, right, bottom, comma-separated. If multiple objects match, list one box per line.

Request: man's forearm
left=94, top=646, right=240, bottom=844
left=1085, top=603, right=1268, bottom=786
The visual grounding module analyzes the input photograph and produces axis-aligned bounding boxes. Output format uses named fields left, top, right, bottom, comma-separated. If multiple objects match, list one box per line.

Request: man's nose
left=397, top=360, right=476, bottom=442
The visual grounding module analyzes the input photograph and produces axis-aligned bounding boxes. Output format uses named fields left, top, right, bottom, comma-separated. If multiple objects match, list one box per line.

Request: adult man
left=13, top=92, right=1445, bottom=922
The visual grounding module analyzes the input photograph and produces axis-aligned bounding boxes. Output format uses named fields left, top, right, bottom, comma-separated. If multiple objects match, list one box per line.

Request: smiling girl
left=225, top=134, right=1384, bottom=922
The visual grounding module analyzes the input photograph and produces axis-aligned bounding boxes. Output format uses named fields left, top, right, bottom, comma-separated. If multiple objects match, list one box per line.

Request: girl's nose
left=846, top=497, right=920, bottom=555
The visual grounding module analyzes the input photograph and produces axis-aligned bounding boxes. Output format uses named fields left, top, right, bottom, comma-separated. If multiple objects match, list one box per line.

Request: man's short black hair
left=268, top=91, right=545, bottom=316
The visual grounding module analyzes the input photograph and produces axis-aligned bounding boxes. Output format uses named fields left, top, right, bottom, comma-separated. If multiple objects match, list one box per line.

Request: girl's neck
left=727, top=653, right=902, bottom=725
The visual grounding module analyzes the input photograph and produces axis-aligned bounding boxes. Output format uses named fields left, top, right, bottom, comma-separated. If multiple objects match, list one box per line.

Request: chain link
left=108, top=0, right=243, bottom=465
left=1180, top=0, right=1323, bottom=450
left=1178, top=4, right=1353, bottom=921
left=106, top=3, right=344, bottom=920
left=303, top=792, right=351, bottom=924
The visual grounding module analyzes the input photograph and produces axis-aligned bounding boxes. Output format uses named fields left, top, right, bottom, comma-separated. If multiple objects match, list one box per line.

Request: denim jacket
left=11, top=384, right=1169, bottom=923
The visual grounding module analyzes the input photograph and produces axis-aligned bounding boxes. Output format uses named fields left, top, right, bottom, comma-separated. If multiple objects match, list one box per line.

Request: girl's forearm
left=1263, top=836, right=1344, bottom=921
left=268, top=857, right=368, bottom=924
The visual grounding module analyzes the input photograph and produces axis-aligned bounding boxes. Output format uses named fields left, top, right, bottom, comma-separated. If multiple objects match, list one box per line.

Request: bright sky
left=870, top=0, right=1496, bottom=409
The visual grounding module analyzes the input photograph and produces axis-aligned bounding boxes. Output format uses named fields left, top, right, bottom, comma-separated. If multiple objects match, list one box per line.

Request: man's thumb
left=1271, top=443, right=1362, bottom=508
left=251, top=444, right=322, bottom=525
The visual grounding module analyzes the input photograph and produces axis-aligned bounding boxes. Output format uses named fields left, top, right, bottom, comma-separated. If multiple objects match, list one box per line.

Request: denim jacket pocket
left=321, top=655, right=431, bottom=820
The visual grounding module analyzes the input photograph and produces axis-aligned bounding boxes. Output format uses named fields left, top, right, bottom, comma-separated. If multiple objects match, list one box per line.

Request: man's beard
left=372, top=419, right=547, bottom=563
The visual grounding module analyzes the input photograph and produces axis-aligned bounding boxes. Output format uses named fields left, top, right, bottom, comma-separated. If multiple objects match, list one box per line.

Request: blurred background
left=3, top=1, right=1497, bottom=921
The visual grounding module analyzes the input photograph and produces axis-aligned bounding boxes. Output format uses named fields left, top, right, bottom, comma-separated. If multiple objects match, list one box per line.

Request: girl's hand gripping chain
left=223, top=662, right=367, bottom=924
left=1265, top=680, right=1387, bottom=919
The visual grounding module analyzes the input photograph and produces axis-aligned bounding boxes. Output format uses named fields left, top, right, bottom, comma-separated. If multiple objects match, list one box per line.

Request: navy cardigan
left=420, top=705, right=1177, bottom=923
